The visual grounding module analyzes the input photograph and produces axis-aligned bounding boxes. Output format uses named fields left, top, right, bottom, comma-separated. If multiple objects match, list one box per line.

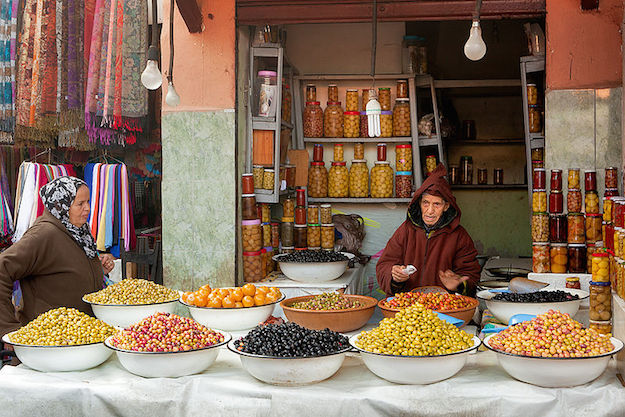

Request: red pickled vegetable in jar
left=549, top=191, right=563, bottom=214
left=549, top=214, right=567, bottom=243
left=242, top=174, right=254, bottom=194
left=296, top=188, right=306, bottom=207
left=585, top=170, right=597, bottom=192
left=533, top=168, right=546, bottom=189
left=550, top=169, right=562, bottom=191
left=377, top=143, right=387, bottom=162
left=605, top=188, right=619, bottom=198
left=605, top=167, right=618, bottom=189
left=313, top=144, right=324, bottom=162
left=295, top=207, right=306, bottom=225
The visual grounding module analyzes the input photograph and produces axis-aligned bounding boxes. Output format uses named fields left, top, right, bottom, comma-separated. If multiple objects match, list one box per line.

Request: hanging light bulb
left=165, top=80, right=180, bottom=106
left=464, top=20, right=486, bottom=61
left=141, top=45, right=162, bottom=90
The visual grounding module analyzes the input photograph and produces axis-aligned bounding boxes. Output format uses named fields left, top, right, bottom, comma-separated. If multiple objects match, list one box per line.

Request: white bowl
left=227, top=339, right=349, bottom=385
left=273, top=252, right=354, bottom=283
left=104, top=331, right=231, bottom=378
left=180, top=295, right=284, bottom=331
left=349, top=334, right=481, bottom=384
left=477, top=288, right=588, bottom=324
left=2, top=333, right=112, bottom=372
left=84, top=298, right=179, bottom=328
left=483, top=334, right=623, bottom=387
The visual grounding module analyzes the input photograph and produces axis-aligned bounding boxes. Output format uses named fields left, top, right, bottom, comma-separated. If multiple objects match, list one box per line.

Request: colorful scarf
left=0, top=0, right=18, bottom=143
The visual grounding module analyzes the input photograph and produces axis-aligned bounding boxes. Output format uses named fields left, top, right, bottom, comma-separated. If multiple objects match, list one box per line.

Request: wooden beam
left=236, top=0, right=546, bottom=25
left=176, top=0, right=203, bottom=33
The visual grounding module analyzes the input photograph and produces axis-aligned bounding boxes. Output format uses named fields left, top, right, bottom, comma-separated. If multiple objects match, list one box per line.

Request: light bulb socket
left=471, top=20, right=480, bottom=28
left=147, top=45, right=159, bottom=61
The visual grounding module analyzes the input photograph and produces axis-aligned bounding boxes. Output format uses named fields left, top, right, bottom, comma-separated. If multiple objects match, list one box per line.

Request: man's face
left=420, top=193, right=449, bottom=227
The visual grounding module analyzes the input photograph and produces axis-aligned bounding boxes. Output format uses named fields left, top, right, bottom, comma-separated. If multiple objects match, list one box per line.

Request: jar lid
left=308, top=223, right=320, bottom=227
left=533, top=189, right=546, bottom=192
left=314, top=143, right=323, bottom=147
left=426, top=154, right=436, bottom=158
left=331, top=161, right=347, bottom=166
left=395, top=98, right=410, bottom=102
left=565, top=277, right=580, bottom=281
left=378, top=87, right=391, bottom=91
left=567, top=188, right=580, bottom=192
left=590, top=281, right=611, bottom=286
left=261, top=248, right=267, bottom=254
left=532, top=212, right=548, bottom=216
left=396, top=171, right=412, bottom=175
left=308, top=247, right=321, bottom=250
left=605, top=188, right=619, bottom=191
left=360, top=111, right=367, bottom=116
left=243, top=251, right=261, bottom=256
left=584, top=169, right=596, bottom=173
left=381, top=110, right=393, bottom=115
left=258, top=70, right=277, bottom=77
left=242, top=193, right=256, bottom=198
left=263, top=246, right=273, bottom=251
left=534, top=168, right=546, bottom=172
left=532, top=242, right=550, bottom=246
left=567, top=212, right=583, bottom=217
left=306, top=101, right=321, bottom=105
left=271, top=222, right=279, bottom=226
left=308, top=204, right=318, bottom=208
left=568, top=243, right=586, bottom=248
left=295, top=248, right=308, bottom=251
left=527, top=83, right=536, bottom=87
left=461, top=156, right=472, bottom=161
left=551, top=243, right=568, bottom=247
left=532, top=160, right=544, bottom=164
left=242, top=219, right=261, bottom=226
left=352, top=159, right=367, bottom=163
left=320, top=203, right=331, bottom=208
left=589, top=320, right=611, bottom=325
left=346, top=88, right=357, bottom=92
left=306, top=83, right=316, bottom=87
left=265, top=169, right=275, bottom=172
left=311, top=161, right=325, bottom=166
left=261, top=222, right=271, bottom=226
left=551, top=169, right=562, bottom=173
left=282, top=246, right=295, bottom=250
left=334, top=143, right=344, bottom=147
left=586, top=190, right=598, bottom=194
left=281, top=217, right=294, bottom=222
left=529, top=104, right=539, bottom=108
left=242, top=173, right=253, bottom=177
left=344, top=111, right=359, bottom=115
left=321, top=223, right=334, bottom=227
left=377, top=143, right=387, bottom=147
left=549, top=213, right=566, bottom=218
left=606, top=166, right=619, bottom=170
left=294, top=224, right=307, bottom=228
left=327, top=101, right=342, bottom=105
left=550, top=190, right=562, bottom=194
left=375, top=161, right=391, bottom=165
left=587, top=213, right=603, bottom=217
left=328, top=84, right=338, bottom=87
left=593, top=252, right=609, bottom=257
left=396, top=144, right=412, bottom=149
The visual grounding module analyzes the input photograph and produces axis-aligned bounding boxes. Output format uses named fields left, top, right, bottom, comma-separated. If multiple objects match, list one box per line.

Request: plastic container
left=532, top=242, right=550, bottom=273
left=396, top=145, right=412, bottom=172
left=533, top=168, right=546, bottom=189
left=344, top=111, right=360, bottom=138
left=589, top=281, right=611, bottom=321
left=549, top=214, right=567, bottom=243
left=313, top=143, right=324, bottom=162
left=307, top=224, right=321, bottom=248
left=603, top=197, right=613, bottom=222
left=283, top=198, right=294, bottom=218
left=345, top=89, right=358, bottom=112
left=242, top=219, right=262, bottom=252
left=392, top=98, right=411, bottom=136
left=395, top=171, right=413, bottom=198
left=303, top=102, right=323, bottom=137
left=531, top=213, right=549, bottom=242
left=256, top=71, right=277, bottom=118
left=528, top=105, right=541, bottom=133
left=567, top=213, right=585, bottom=244
left=532, top=189, right=547, bottom=213
left=307, top=205, right=319, bottom=225
left=320, top=204, right=332, bottom=224
left=294, top=207, right=306, bottom=225
left=567, top=189, right=582, bottom=213
left=550, top=243, right=568, bottom=273
left=242, top=174, right=254, bottom=194
left=321, top=224, right=334, bottom=250
left=566, top=276, right=581, bottom=290
left=568, top=244, right=587, bottom=273
left=308, top=162, right=328, bottom=198
left=294, top=224, right=307, bottom=249
left=585, top=170, right=597, bottom=192
left=378, top=88, right=391, bottom=111
left=549, top=191, right=563, bottom=214
left=324, top=102, right=344, bottom=138
left=281, top=219, right=294, bottom=247
left=263, top=169, right=275, bottom=190
left=242, top=194, right=257, bottom=220
left=253, top=166, right=264, bottom=189
left=370, top=161, right=393, bottom=198
left=349, top=160, right=369, bottom=198
left=605, top=167, right=618, bottom=189
left=377, top=143, right=387, bottom=162
left=380, top=111, right=393, bottom=137
left=243, top=251, right=262, bottom=283
left=591, top=252, right=610, bottom=283
left=306, top=84, right=317, bottom=102
left=333, top=144, right=344, bottom=162
left=328, top=85, right=339, bottom=102
left=586, top=214, right=602, bottom=243
left=354, top=143, right=365, bottom=160
left=328, top=161, right=349, bottom=197
left=568, top=169, right=580, bottom=189
left=397, top=80, right=408, bottom=99
left=585, top=191, right=600, bottom=214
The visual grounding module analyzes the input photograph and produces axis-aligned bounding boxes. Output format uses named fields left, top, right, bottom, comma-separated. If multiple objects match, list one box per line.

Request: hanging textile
left=0, top=0, right=19, bottom=144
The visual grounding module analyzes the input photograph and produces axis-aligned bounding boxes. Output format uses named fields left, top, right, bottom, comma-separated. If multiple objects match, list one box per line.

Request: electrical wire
left=168, top=0, right=174, bottom=82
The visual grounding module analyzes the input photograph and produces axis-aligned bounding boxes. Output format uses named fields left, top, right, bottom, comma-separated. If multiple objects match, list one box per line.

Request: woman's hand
left=391, top=265, right=411, bottom=283
left=438, top=269, right=469, bottom=291
left=99, top=254, right=116, bottom=275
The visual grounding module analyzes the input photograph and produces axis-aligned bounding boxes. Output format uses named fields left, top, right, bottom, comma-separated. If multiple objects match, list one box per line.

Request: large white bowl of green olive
left=83, top=279, right=180, bottom=328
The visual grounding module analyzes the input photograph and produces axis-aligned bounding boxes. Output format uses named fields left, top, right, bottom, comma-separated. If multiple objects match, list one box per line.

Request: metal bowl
left=227, top=339, right=349, bottom=385
left=2, top=333, right=112, bottom=372
left=350, top=334, right=481, bottom=384
left=273, top=252, right=355, bottom=283
left=83, top=298, right=179, bottom=328
left=104, top=331, right=231, bottom=378
left=483, top=334, right=623, bottom=387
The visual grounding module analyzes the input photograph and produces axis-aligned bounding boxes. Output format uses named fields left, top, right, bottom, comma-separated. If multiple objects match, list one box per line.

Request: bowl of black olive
left=273, top=250, right=355, bottom=283
left=477, top=288, right=589, bottom=324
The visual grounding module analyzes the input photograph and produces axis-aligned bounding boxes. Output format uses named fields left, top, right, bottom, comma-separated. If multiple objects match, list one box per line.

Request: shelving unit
left=308, top=197, right=413, bottom=203
left=451, top=184, right=528, bottom=190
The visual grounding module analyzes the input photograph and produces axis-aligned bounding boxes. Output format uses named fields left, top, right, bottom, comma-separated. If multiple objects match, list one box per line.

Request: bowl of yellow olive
left=349, top=304, right=480, bottom=384
left=83, top=279, right=180, bottom=328
left=2, top=307, right=116, bottom=372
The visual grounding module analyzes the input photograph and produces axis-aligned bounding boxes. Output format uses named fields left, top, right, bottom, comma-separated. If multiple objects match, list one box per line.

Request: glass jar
left=294, top=224, right=307, bottom=249
left=378, top=88, right=391, bottom=111
left=282, top=83, right=291, bottom=123
left=303, top=101, right=324, bottom=137
left=589, top=321, right=612, bottom=335
left=528, top=105, right=541, bottom=133
left=568, top=169, right=580, bottom=189
left=550, top=244, right=568, bottom=273
left=585, top=170, right=597, bottom=192
left=566, top=276, right=581, bottom=290
left=614, top=198, right=625, bottom=228
left=605, top=188, right=619, bottom=197
left=242, top=173, right=254, bottom=194
left=550, top=169, right=563, bottom=191
left=256, top=71, right=277, bottom=118
left=568, top=244, right=587, bottom=273
left=586, top=214, right=602, bottom=243
left=603, top=221, right=608, bottom=245
left=567, top=213, right=585, bottom=244
left=589, top=281, right=612, bottom=321
left=328, top=84, right=339, bottom=102
left=449, top=165, right=459, bottom=185
left=285, top=165, right=295, bottom=188
left=262, top=223, right=272, bottom=247
left=532, top=160, right=544, bottom=170
left=295, top=207, right=306, bottom=225
left=324, top=101, right=344, bottom=138
left=354, top=142, right=365, bottom=160
left=321, top=224, right=334, bottom=250
left=260, top=204, right=271, bottom=223
left=306, top=84, right=317, bottom=102
left=320, top=204, right=332, bottom=224
left=377, top=143, right=387, bottom=162
left=392, top=98, right=411, bottom=136
left=460, top=156, right=473, bottom=185
left=380, top=111, right=393, bottom=137
left=396, top=145, right=412, bottom=172
left=615, top=228, right=623, bottom=258
left=532, top=147, right=544, bottom=162
left=395, top=171, right=413, bottom=198
left=532, top=243, right=550, bottom=273
left=359, top=112, right=369, bottom=138
left=263, top=169, right=275, bottom=190
left=549, top=214, right=567, bottom=243
left=567, top=189, right=582, bottom=213
left=281, top=219, right=294, bottom=247
left=603, top=197, right=613, bottom=222
left=307, top=205, right=319, bottom=225
left=605, top=223, right=615, bottom=252
left=532, top=189, right=547, bottom=213
left=243, top=251, right=262, bottom=283
left=477, top=168, right=488, bottom=185
left=585, top=191, right=600, bottom=214
left=344, top=111, right=360, bottom=138
left=587, top=244, right=598, bottom=273
left=533, top=168, right=546, bottom=189
left=271, top=222, right=280, bottom=248
left=527, top=84, right=538, bottom=105
left=345, top=89, right=358, bottom=112
left=493, top=168, right=504, bottom=185
left=296, top=188, right=306, bottom=207
left=242, top=194, right=257, bottom=220
left=307, top=224, right=321, bottom=248
left=531, top=213, right=549, bottom=242
left=605, top=167, right=618, bottom=189
left=313, top=143, right=324, bottom=162
left=307, top=162, right=328, bottom=198
left=549, top=191, right=563, bottom=214
left=333, top=144, right=344, bottom=162
left=362, top=89, right=370, bottom=111
left=349, top=160, right=369, bottom=198
left=370, top=161, right=393, bottom=198
left=281, top=246, right=294, bottom=255
left=265, top=247, right=275, bottom=274
left=426, top=155, right=438, bottom=176
left=328, top=161, right=349, bottom=197
left=592, top=252, right=610, bottom=283
left=283, top=198, right=294, bottom=218
left=260, top=248, right=267, bottom=279
left=253, top=166, right=264, bottom=189
left=242, top=219, right=262, bottom=252
left=397, top=80, right=408, bottom=99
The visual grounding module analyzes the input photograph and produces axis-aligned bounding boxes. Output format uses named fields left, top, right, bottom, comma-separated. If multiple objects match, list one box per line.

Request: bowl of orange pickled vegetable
left=179, top=284, right=284, bottom=331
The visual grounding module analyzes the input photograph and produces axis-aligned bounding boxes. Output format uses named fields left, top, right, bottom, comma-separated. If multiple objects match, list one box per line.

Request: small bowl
left=411, top=286, right=448, bottom=294
left=377, top=295, right=479, bottom=327
left=483, top=334, right=623, bottom=387
left=273, top=252, right=355, bottom=283
left=350, top=334, right=481, bottom=384
left=477, top=288, right=589, bottom=324
left=104, top=331, right=231, bottom=378
left=280, top=295, right=377, bottom=332
left=180, top=295, right=284, bottom=331
left=227, top=339, right=350, bottom=385
left=2, top=333, right=112, bottom=372
left=83, top=298, right=179, bottom=328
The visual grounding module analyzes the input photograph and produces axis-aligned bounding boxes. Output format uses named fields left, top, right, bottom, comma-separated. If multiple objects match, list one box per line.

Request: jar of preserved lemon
left=585, top=191, right=600, bottom=214
left=321, top=223, right=335, bottom=250
left=380, top=111, right=393, bottom=137
left=349, top=160, right=369, bottom=197
left=344, top=111, right=360, bottom=138
left=604, top=197, right=613, bottom=222
left=550, top=243, right=568, bottom=273
left=532, top=189, right=547, bottom=213
left=333, top=144, right=344, bottom=162
left=324, top=102, right=344, bottom=138
left=396, top=144, right=412, bottom=172
left=307, top=162, right=328, bottom=198
left=328, top=161, right=349, bottom=197
left=346, top=89, right=359, bottom=112
left=392, top=98, right=411, bottom=136
left=354, top=142, right=365, bottom=159
left=370, top=161, right=393, bottom=198
left=568, top=168, right=580, bottom=189
left=307, top=224, right=321, bottom=248
left=378, top=87, right=391, bottom=111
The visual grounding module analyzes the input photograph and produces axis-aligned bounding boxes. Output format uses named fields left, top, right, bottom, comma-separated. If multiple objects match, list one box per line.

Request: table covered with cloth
left=0, top=347, right=623, bottom=417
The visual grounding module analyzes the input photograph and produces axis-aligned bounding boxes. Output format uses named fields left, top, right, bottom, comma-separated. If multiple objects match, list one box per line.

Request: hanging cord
left=370, top=0, right=377, bottom=87
left=167, top=0, right=174, bottom=83
left=473, top=0, right=482, bottom=20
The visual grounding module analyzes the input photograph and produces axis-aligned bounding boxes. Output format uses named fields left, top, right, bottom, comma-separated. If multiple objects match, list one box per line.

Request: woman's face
left=68, top=186, right=90, bottom=227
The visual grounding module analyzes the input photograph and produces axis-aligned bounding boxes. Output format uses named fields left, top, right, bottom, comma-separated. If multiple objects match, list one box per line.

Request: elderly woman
left=0, top=177, right=114, bottom=340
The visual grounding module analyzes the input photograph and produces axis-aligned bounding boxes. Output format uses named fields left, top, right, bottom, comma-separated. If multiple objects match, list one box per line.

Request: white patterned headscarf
left=39, top=176, right=98, bottom=259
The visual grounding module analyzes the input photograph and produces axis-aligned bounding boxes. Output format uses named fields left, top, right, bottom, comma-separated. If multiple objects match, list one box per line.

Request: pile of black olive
left=492, top=290, right=580, bottom=303
left=233, top=322, right=349, bottom=357
left=278, top=250, right=348, bottom=263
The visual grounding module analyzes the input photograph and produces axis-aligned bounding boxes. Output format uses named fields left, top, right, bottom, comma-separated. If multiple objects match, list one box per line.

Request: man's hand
left=391, top=265, right=411, bottom=283
left=99, top=254, right=116, bottom=275
left=438, top=269, right=469, bottom=291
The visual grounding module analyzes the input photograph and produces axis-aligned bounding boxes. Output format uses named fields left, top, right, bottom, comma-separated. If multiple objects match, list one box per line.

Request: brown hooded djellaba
left=376, top=164, right=481, bottom=296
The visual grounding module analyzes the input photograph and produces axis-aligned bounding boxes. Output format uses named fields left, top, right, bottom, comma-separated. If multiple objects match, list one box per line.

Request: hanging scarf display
left=0, top=0, right=19, bottom=144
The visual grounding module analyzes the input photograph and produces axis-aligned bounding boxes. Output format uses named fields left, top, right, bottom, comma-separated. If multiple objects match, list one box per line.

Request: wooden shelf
left=295, top=74, right=414, bottom=81
left=451, top=184, right=528, bottom=190
left=418, top=136, right=441, bottom=146
left=303, top=137, right=412, bottom=143
left=307, top=197, right=413, bottom=203
left=446, top=139, right=525, bottom=146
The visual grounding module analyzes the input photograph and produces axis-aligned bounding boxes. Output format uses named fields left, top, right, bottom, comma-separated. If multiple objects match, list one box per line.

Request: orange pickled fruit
left=256, top=286, right=269, bottom=295
left=187, top=293, right=197, bottom=306
left=265, top=292, right=278, bottom=304
left=269, top=287, right=282, bottom=298
left=208, top=297, right=222, bottom=308
left=195, top=292, right=208, bottom=307
left=199, top=288, right=211, bottom=297
left=231, top=288, right=244, bottom=302
left=200, top=284, right=212, bottom=293
left=217, top=288, right=230, bottom=298
left=254, top=293, right=266, bottom=306
left=242, top=295, right=255, bottom=307
left=235, top=302, right=244, bottom=308
left=242, top=283, right=256, bottom=297
left=181, top=292, right=192, bottom=303
left=222, top=296, right=235, bottom=308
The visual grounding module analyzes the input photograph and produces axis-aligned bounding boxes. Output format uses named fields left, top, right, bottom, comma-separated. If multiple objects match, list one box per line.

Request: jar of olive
left=378, top=87, right=391, bottom=111
left=262, top=222, right=272, bottom=247
left=354, top=142, right=365, bottom=159
left=328, top=161, right=349, bottom=197
left=242, top=219, right=262, bottom=252
left=260, top=203, right=271, bottom=223
left=349, top=160, right=369, bottom=197
left=370, top=161, right=393, bottom=198
left=281, top=218, right=294, bottom=247
left=283, top=198, right=294, bottom=218
left=328, top=84, right=339, bottom=102
left=362, top=89, right=370, bottom=111
left=243, top=251, right=262, bottom=282
left=392, top=98, right=411, bottom=136
left=345, top=89, right=358, bottom=112
left=396, top=144, right=412, bottom=171
left=263, top=169, right=275, bottom=190
left=333, top=144, right=344, bottom=162
left=307, top=224, right=321, bottom=248
left=303, top=101, right=323, bottom=137
left=253, top=165, right=264, bottom=189
left=324, top=102, right=344, bottom=138
left=320, top=204, right=332, bottom=224
left=344, top=111, right=360, bottom=138
left=395, top=171, right=413, bottom=198
left=308, top=162, right=328, bottom=198
left=380, top=111, right=393, bottom=137
left=307, top=205, right=319, bottom=225
left=321, top=224, right=335, bottom=250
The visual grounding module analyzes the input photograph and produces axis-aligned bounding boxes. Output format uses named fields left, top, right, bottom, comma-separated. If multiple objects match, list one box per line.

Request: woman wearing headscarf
left=0, top=177, right=115, bottom=340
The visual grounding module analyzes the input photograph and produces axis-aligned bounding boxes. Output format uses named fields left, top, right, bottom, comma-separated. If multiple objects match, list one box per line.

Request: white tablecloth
left=1, top=347, right=624, bottom=417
